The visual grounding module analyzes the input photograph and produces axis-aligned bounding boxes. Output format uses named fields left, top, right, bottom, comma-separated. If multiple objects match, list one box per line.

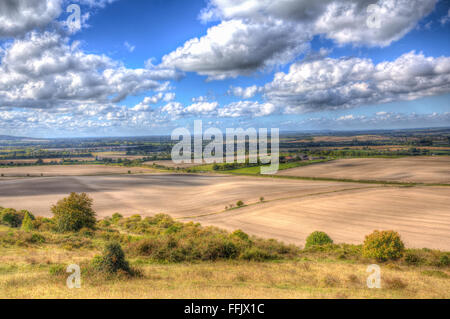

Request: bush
left=49, top=264, right=66, bottom=276
left=92, top=242, right=133, bottom=275
left=240, top=247, right=276, bottom=261
left=439, top=254, right=449, bottom=267
left=236, top=200, right=244, bottom=207
left=21, top=211, right=34, bottom=232
left=32, top=217, right=54, bottom=232
left=404, top=252, right=422, bottom=265
left=362, top=230, right=405, bottom=261
left=305, top=231, right=333, bottom=248
left=231, top=229, right=251, bottom=242
left=111, top=213, right=123, bottom=223
left=0, top=208, right=24, bottom=228
left=29, top=233, right=45, bottom=244
left=51, top=193, right=97, bottom=232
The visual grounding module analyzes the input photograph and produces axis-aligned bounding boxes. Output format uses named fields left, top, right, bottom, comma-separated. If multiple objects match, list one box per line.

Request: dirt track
left=277, top=157, right=450, bottom=184
left=0, top=172, right=449, bottom=250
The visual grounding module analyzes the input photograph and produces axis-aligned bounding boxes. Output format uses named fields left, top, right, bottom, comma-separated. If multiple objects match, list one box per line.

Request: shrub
left=111, top=213, right=123, bottom=223
left=98, top=219, right=111, bottom=227
left=21, top=211, right=34, bottom=232
left=32, top=217, right=54, bottom=232
left=49, top=264, right=66, bottom=276
left=236, top=200, right=244, bottom=207
left=384, top=277, right=407, bottom=290
left=0, top=209, right=24, bottom=228
left=29, top=233, right=45, bottom=244
left=305, top=231, right=333, bottom=248
left=240, top=248, right=275, bottom=261
left=404, top=252, right=422, bottom=265
left=439, top=254, right=449, bottom=267
left=79, top=227, right=94, bottom=237
left=92, top=242, right=133, bottom=275
left=231, top=229, right=251, bottom=242
left=362, top=230, right=405, bottom=261
left=51, top=193, right=97, bottom=232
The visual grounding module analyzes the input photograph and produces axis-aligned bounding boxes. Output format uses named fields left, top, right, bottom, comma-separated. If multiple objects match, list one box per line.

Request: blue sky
left=0, top=0, right=449, bottom=137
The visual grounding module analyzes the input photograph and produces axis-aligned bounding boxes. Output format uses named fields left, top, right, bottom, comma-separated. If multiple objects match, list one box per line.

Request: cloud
left=161, top=19, right=310, bottom=80
left=131, top=93, right=176, bottom=111
left=263, top=51, right=450, bottom=113
left=313, top=0, right=437, bottom=47
left=0, top=0, right=63, bottom=38
left=229, top=85, right=262, bottom=99
left=296, top=111, right=450, bottom=129
left=163, top=0, right=437, bottom=80
left=218, top=101, right=277, bottom=117
left=72, top=0, right=118, bottom=8
left=0, top=31, right=180, bottom=109
left=124, top=41, right=135, bottom=53
left=161, top=101, right=219, bottom=117
left=0, top=102, right=174, bottom=136
left=440, top=9, right=450, bottom=25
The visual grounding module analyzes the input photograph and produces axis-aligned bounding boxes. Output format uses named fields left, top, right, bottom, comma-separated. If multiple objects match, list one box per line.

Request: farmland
left=0, top=128, right=449, bottom=299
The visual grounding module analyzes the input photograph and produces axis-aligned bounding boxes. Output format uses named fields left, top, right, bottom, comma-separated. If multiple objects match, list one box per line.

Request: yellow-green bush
left=362, top=230, right=405, bottom=261
left=305, top=231, right=333, bottom=248
left=51, top=193, right=97, bottom=232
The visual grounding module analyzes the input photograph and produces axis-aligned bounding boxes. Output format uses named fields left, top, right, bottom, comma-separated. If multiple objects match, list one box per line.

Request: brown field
left=0, top=157, right=95, bottom=164
left=0, top=170, right=449, bottom=250
left=143, top=160, right=201, bottom=168
left=0, top=164, right=155, bottom=177
left=288, top=135, right=389, bottom=143
left=0, top=174, right=365, bottom=218
left=277, top=156, right=450, bottom=184
left=194, top=186, right=450, bottom=250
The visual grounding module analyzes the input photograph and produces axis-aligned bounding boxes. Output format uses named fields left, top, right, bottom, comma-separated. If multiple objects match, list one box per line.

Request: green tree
left=92, top=242, right=132, bottom=275
left=51, top=193, right=97, bottom=232
left=305, top=231, right=333, bottom=248
left=21, top=211, right=34, bottom=232
left=1, top=208, right=22, bottom=228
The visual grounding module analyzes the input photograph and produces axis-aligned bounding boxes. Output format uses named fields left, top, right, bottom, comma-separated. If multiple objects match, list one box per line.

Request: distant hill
left=0, top=135, right=28, bottom=140
left=0, top=135, right=47, bottom=142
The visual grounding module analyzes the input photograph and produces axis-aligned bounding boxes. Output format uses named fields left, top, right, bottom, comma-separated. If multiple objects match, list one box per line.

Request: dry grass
left=0, top=258, right=448, bottom=299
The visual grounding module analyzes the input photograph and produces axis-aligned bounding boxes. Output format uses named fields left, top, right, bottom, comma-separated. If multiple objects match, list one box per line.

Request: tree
left=21, top=211, right=34, bottom=232
left=52, top=193, right=97, bottom=232
left=362, top=230, right=405, bottom=261
left=305, top=231, right=333, bottom=248
left=1, top=208, right=22, bottom=228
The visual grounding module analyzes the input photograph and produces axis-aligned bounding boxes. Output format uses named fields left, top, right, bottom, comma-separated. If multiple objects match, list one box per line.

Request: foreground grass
left=0, top=214, right=448, bottom=299
left=1, top=249, right=448, bottom=299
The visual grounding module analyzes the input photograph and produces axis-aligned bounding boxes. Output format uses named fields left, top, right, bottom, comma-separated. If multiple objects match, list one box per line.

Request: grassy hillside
left=0, top=207, right=448, bottom=299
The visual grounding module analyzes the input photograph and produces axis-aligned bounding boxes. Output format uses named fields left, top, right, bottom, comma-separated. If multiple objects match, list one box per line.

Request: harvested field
left=277, top=156, right=450, bottom=184
left=0, top=158, right=95, bottom=164
left=194, top=186, right=450, bottom=250
left=0, top=164, right=155, bottom=177
left=0, top=174, right=366, bottom=218
left=0, top=171, right=449, bottom=250
left=143, top=160, right=201, bottom=168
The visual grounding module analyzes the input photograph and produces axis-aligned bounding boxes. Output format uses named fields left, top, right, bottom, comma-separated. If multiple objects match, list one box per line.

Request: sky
left=0, top=0, right=449, bottom=137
